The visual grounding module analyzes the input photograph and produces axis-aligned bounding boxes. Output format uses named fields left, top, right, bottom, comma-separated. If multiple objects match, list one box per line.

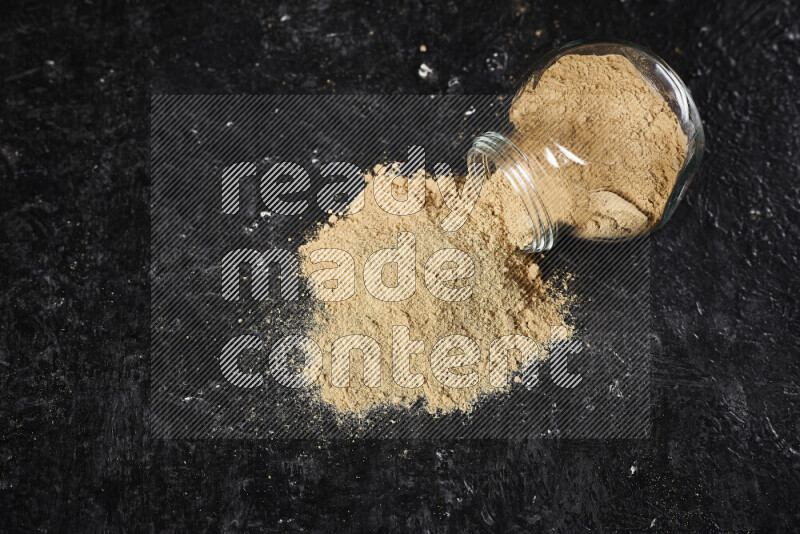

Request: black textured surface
left=2, top=0, right=799, bottom=531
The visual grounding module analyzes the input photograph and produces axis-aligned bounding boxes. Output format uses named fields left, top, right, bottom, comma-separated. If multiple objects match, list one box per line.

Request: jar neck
left=468, top=131, right=555, bottom=253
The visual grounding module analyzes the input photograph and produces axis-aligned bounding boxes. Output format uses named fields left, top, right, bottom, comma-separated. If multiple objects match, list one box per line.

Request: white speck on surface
left=609, top=379, right=624, bottom=397
left=418, top=63, right=433, bottom=80
left=485, top=51, right=508, bottom=72
left=630, top=464, right=637, bottom=475
left=280, top=14, right=291, bottom=22
left=464, top=106, right=475, bottom=116
left=45, top=59, right=55, bottom=66
left=650, top=518, right=657, bottom=528
left=225, top=121, right=233, bottom=127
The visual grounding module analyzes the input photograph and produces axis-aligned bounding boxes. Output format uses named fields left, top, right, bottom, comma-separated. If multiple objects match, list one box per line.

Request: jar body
left=467, top=40, right=705, bottom=252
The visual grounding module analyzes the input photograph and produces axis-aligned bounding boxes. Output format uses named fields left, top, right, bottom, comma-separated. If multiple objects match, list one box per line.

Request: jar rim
left=467, top=132, right=556, bottom=253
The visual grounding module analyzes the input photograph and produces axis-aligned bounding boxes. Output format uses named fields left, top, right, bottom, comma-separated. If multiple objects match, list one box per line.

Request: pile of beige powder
left=293, top=52, right=687, bottom=416
left=299, top=167, right=570, bottom=415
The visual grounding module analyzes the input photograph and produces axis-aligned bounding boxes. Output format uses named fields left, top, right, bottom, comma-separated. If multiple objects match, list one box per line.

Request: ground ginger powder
left=293, top=52, right=686, bottom=416
left=298, top=165, right=570, bottom=416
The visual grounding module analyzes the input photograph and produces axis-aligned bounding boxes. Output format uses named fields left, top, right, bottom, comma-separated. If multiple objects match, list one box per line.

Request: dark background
left=2, top=0, right=799, bottom=531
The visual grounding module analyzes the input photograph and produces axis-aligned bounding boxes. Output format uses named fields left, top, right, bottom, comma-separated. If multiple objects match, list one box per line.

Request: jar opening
left=468, top=132, right=555, bottom=253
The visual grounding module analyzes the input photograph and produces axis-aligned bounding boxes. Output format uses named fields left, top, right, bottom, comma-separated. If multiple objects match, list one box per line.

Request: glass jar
left=467, top=40, right=705, bottom=252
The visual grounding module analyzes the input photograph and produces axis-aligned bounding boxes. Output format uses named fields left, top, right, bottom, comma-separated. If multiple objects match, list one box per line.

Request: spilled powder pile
left=298, top=165, right=570, bottom=415
left=507, top=53, right=689, bottom=244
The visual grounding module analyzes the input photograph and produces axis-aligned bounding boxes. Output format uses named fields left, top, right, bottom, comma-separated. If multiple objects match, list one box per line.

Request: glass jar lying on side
left=467, top=40, right=705, bottom=252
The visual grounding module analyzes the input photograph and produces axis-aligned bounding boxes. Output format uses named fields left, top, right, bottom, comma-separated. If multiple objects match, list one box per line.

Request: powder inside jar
left=506, top=53, right=689, bottom=244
